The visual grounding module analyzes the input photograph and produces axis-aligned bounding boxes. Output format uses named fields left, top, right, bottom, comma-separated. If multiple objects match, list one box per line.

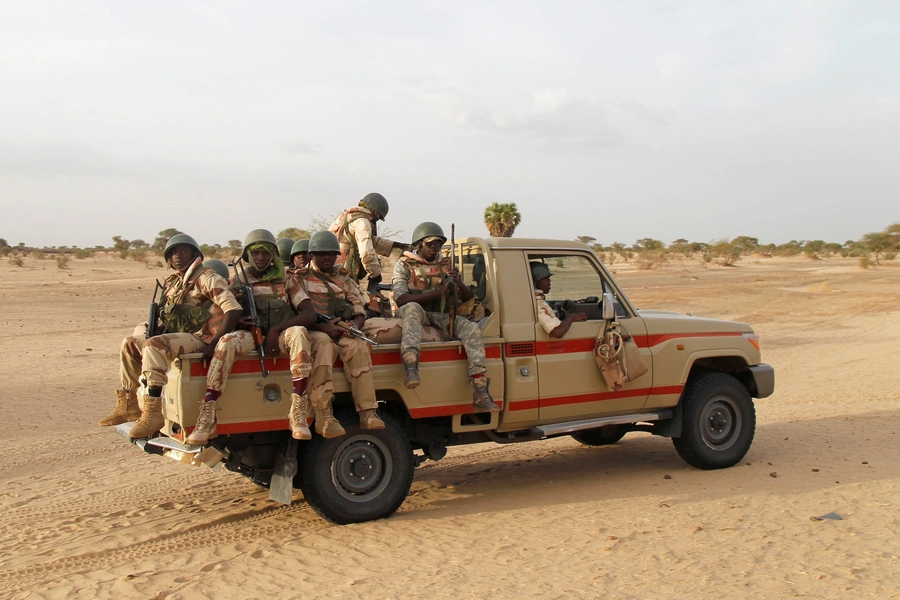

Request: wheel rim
left=699, top=395, right=741, bottom=451
left=330, top=434, right=393, bottom=503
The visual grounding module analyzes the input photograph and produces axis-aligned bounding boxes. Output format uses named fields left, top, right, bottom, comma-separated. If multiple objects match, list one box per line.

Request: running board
left=530, top=410, right=673, bottom=438
left=113, top=422, right=202, bottom=454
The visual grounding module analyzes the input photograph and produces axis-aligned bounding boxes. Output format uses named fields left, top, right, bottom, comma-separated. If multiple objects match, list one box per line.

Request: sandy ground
left=1, top=253, right=898, bottom=599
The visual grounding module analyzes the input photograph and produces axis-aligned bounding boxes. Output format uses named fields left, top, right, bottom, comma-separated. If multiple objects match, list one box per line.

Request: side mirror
left=601, top=292, right=616, bottom=320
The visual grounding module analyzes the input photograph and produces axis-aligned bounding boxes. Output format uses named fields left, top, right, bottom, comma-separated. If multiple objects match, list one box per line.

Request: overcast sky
left=1, top=1, right=898, bottom=248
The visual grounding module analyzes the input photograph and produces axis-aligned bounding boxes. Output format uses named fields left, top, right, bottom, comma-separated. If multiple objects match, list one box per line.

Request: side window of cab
left=527, top=253, right=628, bottom=320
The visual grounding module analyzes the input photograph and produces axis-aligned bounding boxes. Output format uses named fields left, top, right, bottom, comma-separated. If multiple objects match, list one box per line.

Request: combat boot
left=403, top=361, right=420, bottom=389
left=186, top=400, right=217, bottom=445
left=359, top=409, right=385, bottom=430
left=99, top=389, right=142, bottom=426
left=471, top=376, right=500, bottom=412
left=129, top=396, right=165, bottom=438
left=288, top=393, right=312, bottom=440
left=313, top=400, right=346, bottom=439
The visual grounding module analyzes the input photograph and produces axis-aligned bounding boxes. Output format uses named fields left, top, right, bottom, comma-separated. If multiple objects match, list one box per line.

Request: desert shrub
left=555, top=257, right=565, bottom=268
left=635, top=250, right=667, bottom=270
left=73, top=248, right=93, bottom=259
left=8, top=256, right=24, bottom=267
left=32, top=250, right=46, bottom=260
left=129, top=248, right=148, bottom=262
left=884, top=251, right=897, bottom=261
left=56, top=255, right=69, bottom=269
left=859, top=256, right=871, bottom=269
left=0, top=246, right=10, bottom=257
left=710, top=240, right=741, bottom=266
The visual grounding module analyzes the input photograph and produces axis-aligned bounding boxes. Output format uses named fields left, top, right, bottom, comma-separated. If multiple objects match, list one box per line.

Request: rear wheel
left=571, top=425, right=626, bottom=446
left=300, top=411, right=414, bottom=524
left=673, top=372, right=755, bottom=469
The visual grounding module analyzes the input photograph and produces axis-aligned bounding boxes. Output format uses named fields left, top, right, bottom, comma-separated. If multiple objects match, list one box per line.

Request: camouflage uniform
left=392, top=251, right=487, bottom=377
left=535, top=289, right=562, bottom=335
left=119, top=258, right=241, bottom=392
left=296, top=264, right=378, bottom=413
left=328, top=206, right=395, bottom=281
left=205, top=270, right=312, bottom=392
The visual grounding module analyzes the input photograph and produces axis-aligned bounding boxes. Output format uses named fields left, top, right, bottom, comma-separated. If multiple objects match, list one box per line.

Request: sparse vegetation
left=8, top=255, right=24, bottom=267
left=55, top=255, right=69, bottom=269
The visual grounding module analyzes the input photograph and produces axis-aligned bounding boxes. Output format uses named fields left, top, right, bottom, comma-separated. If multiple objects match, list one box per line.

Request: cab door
left=531, top=252, right=651, bottom=422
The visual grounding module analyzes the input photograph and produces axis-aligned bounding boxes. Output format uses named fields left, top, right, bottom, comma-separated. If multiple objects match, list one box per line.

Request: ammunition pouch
left=255, top=297, right=294, bottom=332
left=160, top=301, right=212, bottom=334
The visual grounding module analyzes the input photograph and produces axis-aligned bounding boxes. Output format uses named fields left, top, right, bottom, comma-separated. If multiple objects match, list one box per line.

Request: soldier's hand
left=321, top=320, right=343, bottom=340
left=237, top=316, right=254, bottom=330
left=201, top=343, right=216, bottom=363
left=571, top=313, right=589, bottom=323
left=264, top=329, right=281, bottom=355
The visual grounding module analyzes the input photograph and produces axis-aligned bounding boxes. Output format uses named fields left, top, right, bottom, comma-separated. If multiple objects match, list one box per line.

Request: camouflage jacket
left=160, top=258, right=242, bottom=343
left=295, top=264, right=368, bottom=320
left=535, top=289, right=561, bottom=335
left=390, top=251, right=451, bottom=313
left=328, top=206, right=394, bottom=281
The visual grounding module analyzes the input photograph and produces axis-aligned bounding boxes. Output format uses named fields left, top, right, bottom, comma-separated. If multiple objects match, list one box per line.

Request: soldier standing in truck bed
left=187, top=229, right=317, bottom=444
left=295, top=231, right=385, bottom=437
left=99, top=234, right=242, bottom=438
left=392, top=222, right=499, bottom=413
left=328, top=192, right=407, bottom=285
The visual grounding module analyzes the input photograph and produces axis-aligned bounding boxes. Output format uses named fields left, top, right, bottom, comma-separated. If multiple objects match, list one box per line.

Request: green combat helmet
left=359, top=192, right=389, bottom=221
left=276, top=238, right=295, bottom=264
left=308, top=231, right=341, bottom=253
left=242, top=229, right=277, bottom=261
left=529, top=261, right=553, bottom=282
left=290, top=238, right=310, bottom=258
left=411, top=222, right=447, bottom=246
left=164, top=234, right=203, bottom=262
left=202, top=259, right=230, bottom=280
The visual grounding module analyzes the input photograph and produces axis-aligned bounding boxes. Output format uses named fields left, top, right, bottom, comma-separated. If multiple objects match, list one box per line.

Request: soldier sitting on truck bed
left=287, top=238, right=310, bottom=273
left=187, top=229, right=318, bottom=444
left=296, top=231, right=385, bottom=438
left=530, top=262, right=588, bottom=338
left=99, top=234, right=243, bottom=438
left=391, top=222, right=499, bottom=412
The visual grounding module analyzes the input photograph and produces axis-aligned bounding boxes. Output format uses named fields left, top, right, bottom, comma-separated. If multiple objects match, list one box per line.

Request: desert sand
left=1, top=253, right=898, bottom=599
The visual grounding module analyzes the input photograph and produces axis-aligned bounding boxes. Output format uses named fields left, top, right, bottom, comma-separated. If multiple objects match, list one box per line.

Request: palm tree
left=483, top=202, right=522, bottom=237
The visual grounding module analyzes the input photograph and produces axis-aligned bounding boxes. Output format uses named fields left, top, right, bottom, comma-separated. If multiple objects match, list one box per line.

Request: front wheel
left=300, top=411, right=414, bottom=524
left=571, top=425, right=626, bottom=447
left=672, top=373, right=755, bottom=470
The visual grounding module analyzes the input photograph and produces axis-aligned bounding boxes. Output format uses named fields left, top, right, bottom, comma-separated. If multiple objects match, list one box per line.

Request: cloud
left=418, top=85, right=625, bottom=150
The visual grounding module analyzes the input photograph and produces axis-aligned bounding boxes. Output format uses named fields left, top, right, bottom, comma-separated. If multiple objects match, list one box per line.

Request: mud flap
left=269, top=437, right=298, bottom=506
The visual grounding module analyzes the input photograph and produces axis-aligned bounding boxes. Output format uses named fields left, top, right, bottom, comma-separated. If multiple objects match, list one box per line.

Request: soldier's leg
left=281, top=326, right=313, bottom=440
left=186, top=330, right=254, bottom=445
left=130, top=333, right=205, bottom=438
left=455, top=317, right=498, bottom=412
left=100, top=331, right=147, bottom=426
left=397, top=303, right=427, bottom=388
left=308, top=331, right=344, bottom=438
left=337, top=337, right=384, bottom=429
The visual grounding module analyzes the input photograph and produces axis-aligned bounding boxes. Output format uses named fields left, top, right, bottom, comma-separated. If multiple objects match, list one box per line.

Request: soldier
left=202, top=259, right=230, bottom=282
left=530, top=262, right=587, bottom=338
left=296, top=231, right=384, bottom=437
left=328, top=192, right=407, bottom=285
left=392, top=222, right=499, bottom=412
left=288, top=238, right=310, bottom=271
left=100, top=234, right=242, bottom=438
left=187, top=230, right=317, bottom=444
left=276, top=237, right=295, bottom=266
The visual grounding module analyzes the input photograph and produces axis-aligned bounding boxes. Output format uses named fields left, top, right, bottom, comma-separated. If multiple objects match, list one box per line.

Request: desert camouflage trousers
left=207, top=327, right=312, bottom=392
left=307, top=331, right=377, bottom=411
left=397, top=303, right=487, bottom=377
left=120, top=326, right=206, bottom=389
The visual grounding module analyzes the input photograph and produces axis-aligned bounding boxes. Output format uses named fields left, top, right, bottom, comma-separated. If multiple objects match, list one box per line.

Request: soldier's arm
left=391, top=261, right=423, bottom=308
left=350, top=219, right=383, bottom=279
left=344, top=278, right=368, bottom=329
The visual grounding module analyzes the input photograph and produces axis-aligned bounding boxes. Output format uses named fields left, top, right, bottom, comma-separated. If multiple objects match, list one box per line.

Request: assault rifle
left=146, top=280, right=166, bottom=338
left=315, top=312, right=379, bottom=346
left=447, top=223, right=457, bottom=339
left=229, top=258, right=269, bottom=376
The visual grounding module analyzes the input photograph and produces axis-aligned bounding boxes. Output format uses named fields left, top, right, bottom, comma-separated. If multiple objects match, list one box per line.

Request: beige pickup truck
left=117, top=237, right=774, bottom=524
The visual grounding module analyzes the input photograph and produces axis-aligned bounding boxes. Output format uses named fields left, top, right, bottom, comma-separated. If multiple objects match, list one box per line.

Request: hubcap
left=330, top=434, right=393, bottom=502
left=699, top=395, right=741, bottom=451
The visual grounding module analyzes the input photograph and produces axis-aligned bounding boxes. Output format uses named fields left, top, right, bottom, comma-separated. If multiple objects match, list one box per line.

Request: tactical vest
left=159, top=268, right=214, bottom=334
left=401, top=254, right=450, bottom=313
left=329, top=207, right=374, bottom=281
left=300, top=268, right=354, bottom=320
left=247, top=280, right=294, bottom=333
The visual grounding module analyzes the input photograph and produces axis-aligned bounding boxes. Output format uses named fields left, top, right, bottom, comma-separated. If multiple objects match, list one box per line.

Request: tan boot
left=99, top=389, right=142, bottom=426
left=471, top=376, right=499, bottom=412
left=313, top=399, right=345, bottom=439
left=129, top=396, right=165, bottom=438
left=359, top=408, right=385, bottom=430
left=186, top=400, right=217, bottom=445
left=288, top=393, right=312, bottom=440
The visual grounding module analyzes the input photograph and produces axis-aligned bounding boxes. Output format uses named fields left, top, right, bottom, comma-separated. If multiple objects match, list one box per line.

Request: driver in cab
left=530, top=261, right=587, bottom=338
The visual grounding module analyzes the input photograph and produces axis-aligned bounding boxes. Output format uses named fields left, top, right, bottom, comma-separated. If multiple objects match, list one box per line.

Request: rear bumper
left=748, top=364, right=775, bottom=398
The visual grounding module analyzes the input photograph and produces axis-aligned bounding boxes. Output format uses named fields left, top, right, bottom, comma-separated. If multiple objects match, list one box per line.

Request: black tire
left=299, top=410, right=414, bottom=524
left=571, top=425, right=626, bottom=446
left=672, top=372, right=756, bottom=470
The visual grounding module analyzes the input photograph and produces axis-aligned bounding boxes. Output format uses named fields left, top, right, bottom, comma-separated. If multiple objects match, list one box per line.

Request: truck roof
left=465, top=237, right=592, bottom=251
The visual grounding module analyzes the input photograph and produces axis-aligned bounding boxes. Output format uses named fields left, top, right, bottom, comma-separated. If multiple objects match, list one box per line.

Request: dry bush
left=73, top=248, right=93, bottom=259
left=635, top=250, right=667, bottom=270
left=859, top=256, right=871, bottom=269
left=885, top=251, right=897, bottom=261
left=32, top=250, right=46, bottom=260
left=8, top=256, right=24, bottom=267
left=55, top=255, right=69, bottom=269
